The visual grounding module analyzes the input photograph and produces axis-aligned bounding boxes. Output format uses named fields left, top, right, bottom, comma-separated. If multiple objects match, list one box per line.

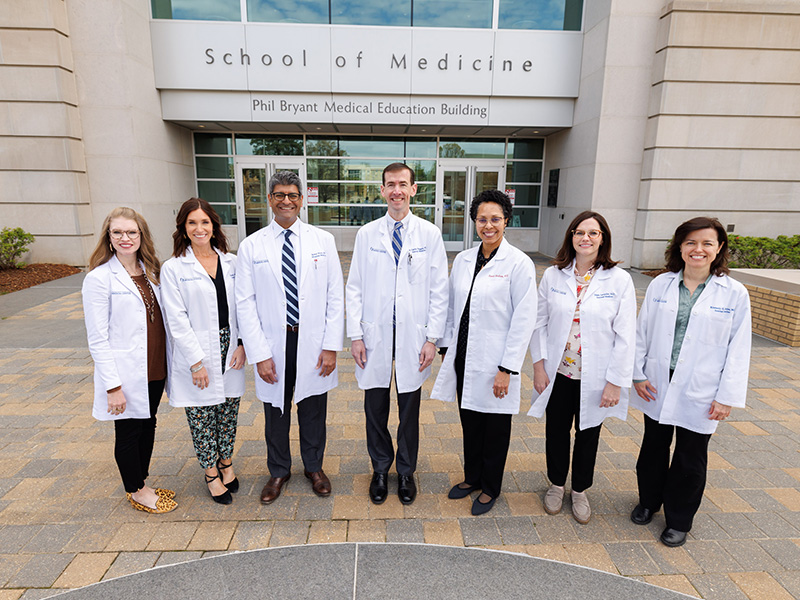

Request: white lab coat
left=235, top=220, right=344, bottom=410
left=82, top=255, right=170, bottom=421
left=631, top=271, right=752, bottom=434
left=161, top=247, right=246, bottom=407
left=528, top=263, right=637, bottom=429
left=346, top=212, right=449, bottom=393
left=431, top=239, right=537, bottom=414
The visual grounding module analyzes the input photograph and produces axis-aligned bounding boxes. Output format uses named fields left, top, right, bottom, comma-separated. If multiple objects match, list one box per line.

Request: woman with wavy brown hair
left=82, top=207, right=176, bottom=513
left=161, top=198, right=246, bottom=505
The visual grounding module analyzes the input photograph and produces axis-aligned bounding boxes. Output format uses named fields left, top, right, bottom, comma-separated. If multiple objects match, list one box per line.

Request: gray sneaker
left=571, top=490, right=591, bottom=524
left=543, top=484, right=565, bottom=515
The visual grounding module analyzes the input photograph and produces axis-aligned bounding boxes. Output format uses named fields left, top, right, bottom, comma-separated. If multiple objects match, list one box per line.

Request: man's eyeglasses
left=270, top=192, right=302, bottom=201
left=110, top=230, right=140, bottom=240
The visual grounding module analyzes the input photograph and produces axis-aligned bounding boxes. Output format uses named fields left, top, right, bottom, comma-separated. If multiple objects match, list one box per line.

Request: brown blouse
left=132, top=274, right=167, bottom=382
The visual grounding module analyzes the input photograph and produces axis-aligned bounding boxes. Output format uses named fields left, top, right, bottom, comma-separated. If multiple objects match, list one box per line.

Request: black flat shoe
left=471, top=495, right=496, bottom=516
left=217, top=459, right=239, bottom=493
left=398, top=474, right=417, bottom=505
left=448, top=483, right=479, bottom=500
left=630, top=504, right=654, bottom=525
left=369, top=472, right=388, bottom=504
left=660, top=527, right=687, bottom=547
left=205, top=472, right=232, bottom=505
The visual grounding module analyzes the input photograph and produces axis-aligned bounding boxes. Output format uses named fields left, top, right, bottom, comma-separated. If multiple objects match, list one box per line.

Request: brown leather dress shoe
left=305, top=470, right=332, bottom=497
left=260, top=474, right=291, bottom=504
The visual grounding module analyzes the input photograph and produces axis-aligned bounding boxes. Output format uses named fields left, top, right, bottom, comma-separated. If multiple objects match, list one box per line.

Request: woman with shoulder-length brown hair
left=161, top=198, right=246, bottom=504
left=529, top=210, right=637, bottom=524
left=82, top=207, right=176, bottom=513
left=630, top=216, right=751, bottom=547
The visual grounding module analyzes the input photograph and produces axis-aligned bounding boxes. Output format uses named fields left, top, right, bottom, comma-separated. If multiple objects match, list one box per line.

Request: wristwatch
left=426, top=336, right=438, bottom=345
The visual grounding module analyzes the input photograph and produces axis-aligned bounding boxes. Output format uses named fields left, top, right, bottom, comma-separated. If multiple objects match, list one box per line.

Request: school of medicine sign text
left=151, top=21, right=582, bottom=127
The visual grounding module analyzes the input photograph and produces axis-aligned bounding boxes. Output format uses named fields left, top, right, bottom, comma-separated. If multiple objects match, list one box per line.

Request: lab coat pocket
left=481, top=275, right=511, bottom=312
left=407, top=253, right=426, bottom=283
left=702, top=314, right=732, bottom=347
left=481, top=331, right=507, bottom=373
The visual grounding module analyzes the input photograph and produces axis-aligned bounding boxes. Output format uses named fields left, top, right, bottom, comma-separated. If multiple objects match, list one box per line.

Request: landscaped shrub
left=0, top=227, right=36, bottom=270
left=728, top=235, right=800, bottom=269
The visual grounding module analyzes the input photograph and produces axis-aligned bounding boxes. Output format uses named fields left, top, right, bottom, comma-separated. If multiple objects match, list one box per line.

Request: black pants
left=264, top=329, right=327, bottom=477
left=114, top=378, right=165, bottom=493
left=455, top=354, right=512, bottom=499
left=636, top=414, right=711, bottom=532
left=545, top=374, right=602, bottom=493
left=364, top=384, right=421, bottom=476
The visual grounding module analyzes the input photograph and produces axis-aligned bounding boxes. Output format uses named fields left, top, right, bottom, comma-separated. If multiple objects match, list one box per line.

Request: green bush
left=0, top=227, right=36, bottom=270
left=728, top=234, right=800, bottom=269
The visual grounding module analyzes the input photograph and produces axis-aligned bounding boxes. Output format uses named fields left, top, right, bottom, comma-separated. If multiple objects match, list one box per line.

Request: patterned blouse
left=556, top=266, right=595, bottom=380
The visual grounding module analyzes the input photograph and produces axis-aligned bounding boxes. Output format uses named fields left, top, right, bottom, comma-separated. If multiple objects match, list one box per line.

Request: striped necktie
left=392, top=221, right=403, bottom=265
left=282, top=229, right=299, bottom=327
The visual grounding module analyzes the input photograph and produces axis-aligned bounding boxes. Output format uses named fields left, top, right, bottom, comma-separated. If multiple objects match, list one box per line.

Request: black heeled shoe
left=217, top=459, right=239, bottom=494
left=205, top=472, right=232, bottom=505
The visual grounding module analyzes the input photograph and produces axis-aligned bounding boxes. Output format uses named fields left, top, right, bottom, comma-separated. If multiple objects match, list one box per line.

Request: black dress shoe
left=369, top=472, right=388, bottom=504
left=471, top=495, right=496, bottom=516
left=660, top=527, right=687, bottom=547
left=398, top=474, right=417, bottom=505
left=448, top=483, right=479, bottom=500
left=630, top=504, right=654, bottom=525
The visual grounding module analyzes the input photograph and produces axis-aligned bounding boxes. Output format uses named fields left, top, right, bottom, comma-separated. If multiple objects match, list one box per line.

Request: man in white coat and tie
left=346, top=162, right=448, bottom=505
left=236, top=171, right=344, bottom=504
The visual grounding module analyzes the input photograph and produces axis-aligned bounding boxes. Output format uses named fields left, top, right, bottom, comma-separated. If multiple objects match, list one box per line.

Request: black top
left=456, top=244, right=499, bottom=363
left=209, top=255, right=229, bottom=330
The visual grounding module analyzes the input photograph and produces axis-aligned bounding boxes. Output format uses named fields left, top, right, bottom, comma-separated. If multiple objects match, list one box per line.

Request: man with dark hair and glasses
left=236, top=170, right=344, bottom=504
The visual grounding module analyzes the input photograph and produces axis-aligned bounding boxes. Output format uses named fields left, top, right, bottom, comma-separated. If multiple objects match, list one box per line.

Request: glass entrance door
left=234, top=158, right=306, bottom=240
left=436, top=160, right=505, bottom=251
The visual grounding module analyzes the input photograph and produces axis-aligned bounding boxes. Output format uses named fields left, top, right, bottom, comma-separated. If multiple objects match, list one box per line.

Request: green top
left=670, top=271, right=714, bottom=371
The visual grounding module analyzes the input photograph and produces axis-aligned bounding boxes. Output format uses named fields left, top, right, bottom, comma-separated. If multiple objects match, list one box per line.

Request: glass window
left=508, top=139, right=544, bottom=160
left=316, top=183, right=383, bottom=205
left=247, top=0, right=327, bottom=23
left=196, top=157, right=233, bottom=179
left=332, top=0, right=410, bottom=25
left=505, top=185, right=540, bottom=206
left=404, top=139, right=437, bottom=159
left=413, top=0, right=492, bottom=28
left=197, top=181, right=235, bottom=204
left=499, top=0, right=583, bottom=31
left=414, top=184, right=435, bottom=205
left=339, top=137, right=406, bottom=158
left=151, top=0, right=240, bottom=20
left=406, top=160, right=436, bottom=183
left=439, top=139, right=505, bottom=159
left=306, top=138, right=344, bottom=157
left=195, top=133, right=232, bottom=155
left=510, top=207, right=539, bottom=227
left=211, top=204, right=237, bottom=225
left=506, top=162, right=542, bottom=183
left=308, top=159, right=388, bottom=181
left=234, top=136, right=303, bottom=156
left=411, top=206, right=436, bottom=223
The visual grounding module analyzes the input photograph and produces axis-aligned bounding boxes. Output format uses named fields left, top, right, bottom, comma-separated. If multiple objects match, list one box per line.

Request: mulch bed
left=0, top=264, right=82, bottom=294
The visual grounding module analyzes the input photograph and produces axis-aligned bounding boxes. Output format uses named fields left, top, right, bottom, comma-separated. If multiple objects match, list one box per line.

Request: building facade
left=2, top=0, right=798, bottom=268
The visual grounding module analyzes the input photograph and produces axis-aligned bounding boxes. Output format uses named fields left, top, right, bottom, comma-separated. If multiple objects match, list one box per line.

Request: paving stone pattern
left=0, top=255, right=799, bottom=599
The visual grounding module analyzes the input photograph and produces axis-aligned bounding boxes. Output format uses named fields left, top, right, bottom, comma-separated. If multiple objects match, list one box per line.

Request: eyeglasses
left=572, top=229, right=602, bottom=239
left=270, top=192, right=302, bottom=201
left=110, top=230, right=140, bottom=240
left=476, top=217, right=505, bottom=226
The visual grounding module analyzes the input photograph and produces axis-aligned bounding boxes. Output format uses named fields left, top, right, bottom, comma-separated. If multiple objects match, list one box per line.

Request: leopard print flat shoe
left=128, top=494, right=178, bottom=514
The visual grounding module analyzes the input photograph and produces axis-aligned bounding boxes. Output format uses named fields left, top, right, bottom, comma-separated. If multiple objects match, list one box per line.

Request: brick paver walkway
left=1, top=255, right=799, bottom=599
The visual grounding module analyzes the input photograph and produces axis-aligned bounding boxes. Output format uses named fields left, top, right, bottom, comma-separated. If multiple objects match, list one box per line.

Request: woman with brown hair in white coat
left=530, top=210, right=636, bottom=524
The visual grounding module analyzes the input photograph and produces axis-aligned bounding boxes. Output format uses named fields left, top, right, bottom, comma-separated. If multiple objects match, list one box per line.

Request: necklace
left=131, top=274, right=157, bottom=323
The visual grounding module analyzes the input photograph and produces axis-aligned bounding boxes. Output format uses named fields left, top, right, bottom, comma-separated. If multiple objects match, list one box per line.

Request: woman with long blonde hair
left=82, top=207, right=176, bottom=513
